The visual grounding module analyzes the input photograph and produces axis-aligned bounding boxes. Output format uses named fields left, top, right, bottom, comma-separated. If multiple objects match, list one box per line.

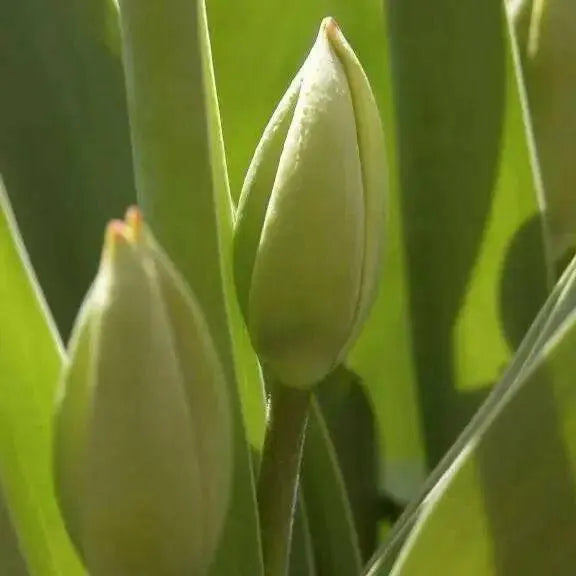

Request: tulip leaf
left=365, top=251, right=576, bottom=572
left=0, top=0, right=135, bottom=336
left=0, top=182, right=84, bottom=575
left=365, top=253, right=576, bottom=576
left=115, top=0, right=264, bottom=573
left=315, top=366, right=380, bottom=561
left=0, top=485, right=27, bottom=576
left=354, top=0, right=549, bottom=502
left=289, top=495, right=317, bottom=576
left=301, top=399, right=363, bottom=576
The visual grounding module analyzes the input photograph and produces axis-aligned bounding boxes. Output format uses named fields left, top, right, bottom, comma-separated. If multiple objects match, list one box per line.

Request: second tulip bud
left=54, top=210, right=232, bottom=575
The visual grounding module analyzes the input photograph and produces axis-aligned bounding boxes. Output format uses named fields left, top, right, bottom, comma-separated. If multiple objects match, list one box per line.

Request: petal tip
left=125, top=205, right=143, bottom=242
left=322, top=16, right=341, bottom=39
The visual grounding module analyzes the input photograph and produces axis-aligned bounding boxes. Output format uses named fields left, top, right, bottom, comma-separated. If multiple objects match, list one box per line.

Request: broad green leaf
left=0, top=0, right=135, bottom=335
left=366, top=251, right=576, bottom=575
left=301, top=399, right=363, bottom=576
left=358, top=0, right=549, bottom=481
left=116, top=0, right=264, bottom=573
left=366, top=251, right=576, bottom=576
left=0, top=182, right=83, bottom=574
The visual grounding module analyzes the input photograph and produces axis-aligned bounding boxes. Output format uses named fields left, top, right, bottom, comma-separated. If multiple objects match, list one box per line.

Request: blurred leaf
left=116, top=0, right=264, bottom=573
left=301, top=399, right=363, bottom=576
left=316, top=367, right=379, bottom=561
left=359, top=0, right=549, bottom=484
left=509, top=0, right=534, bottom=59
left=366, top=250, right=576, bottom=574
left=516, top=0, right=576, bottom=260
left=366, top=254, right=576, bottom=576
left=0, top=182, right=83, bottom=574
left=289, top=495, right=317, bottom=576
left=0, top=0, right=135, bottom=335
left=0, top=485, right=27, bottom=576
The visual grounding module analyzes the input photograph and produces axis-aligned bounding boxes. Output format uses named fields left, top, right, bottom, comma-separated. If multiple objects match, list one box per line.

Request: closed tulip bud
left=521, top=0, right=576, bottom=258
left=54, top=208, right=232, bottom=576
left=234, top=18, right=387, bottom=388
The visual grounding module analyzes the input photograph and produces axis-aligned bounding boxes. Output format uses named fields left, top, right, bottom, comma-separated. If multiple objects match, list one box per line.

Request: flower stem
left=257, top=381, right=312, bottom=576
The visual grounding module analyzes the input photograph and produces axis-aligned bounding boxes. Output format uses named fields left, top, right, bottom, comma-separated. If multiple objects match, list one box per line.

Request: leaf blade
left=116, top=0, right=264, bottom=572
left=0, top=182, right=83, bottom=575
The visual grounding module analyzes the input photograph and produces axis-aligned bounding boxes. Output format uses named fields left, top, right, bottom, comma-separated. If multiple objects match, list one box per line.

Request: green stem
left=258, top=382, right=312, bottom=576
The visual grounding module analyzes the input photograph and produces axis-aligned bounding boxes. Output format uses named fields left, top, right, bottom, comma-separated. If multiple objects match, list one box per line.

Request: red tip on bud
left=322, top=16, right=340, bottom=37
left=103, top=207, right=144, bottom=256
left=125, top=206, right=143, bottom=242
left=107, top=220, right=129, bottom=242
left=104, top=220, right=130, bottom=264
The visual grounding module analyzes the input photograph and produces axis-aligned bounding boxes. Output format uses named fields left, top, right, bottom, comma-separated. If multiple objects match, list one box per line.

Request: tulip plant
left=2, top=0, right=576, bottom=575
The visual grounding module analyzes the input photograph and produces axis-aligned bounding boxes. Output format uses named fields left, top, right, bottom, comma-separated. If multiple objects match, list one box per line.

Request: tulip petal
left=325, top=18, right=388, bottom=347
left=234, top=71, right=303, bottom=320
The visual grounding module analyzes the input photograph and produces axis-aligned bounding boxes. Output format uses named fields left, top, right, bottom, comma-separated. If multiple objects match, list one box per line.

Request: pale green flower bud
left=234, top=18, right=387, bottom=388
left=522, top=0, right=576, bottom=258
left=54, top=209, right=232, bottom=576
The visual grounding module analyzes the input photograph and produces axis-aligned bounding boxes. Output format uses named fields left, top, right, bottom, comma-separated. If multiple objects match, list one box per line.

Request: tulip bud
left=521, top=0, right=576, bottom=259
left=54, top=209, right=232, bottom=576
left=234, top=18, right=387, bottom=388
